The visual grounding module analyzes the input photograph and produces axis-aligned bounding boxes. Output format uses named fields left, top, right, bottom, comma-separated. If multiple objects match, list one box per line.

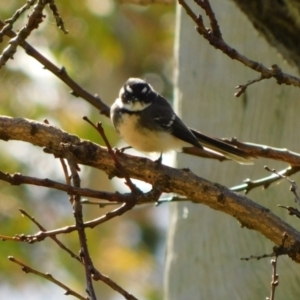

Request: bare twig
left=235, top=75, right=265, bottom=97
left=8, top=256, right=87, bottom=300
left=92, top=271, right=138, bottom=300
left=267, top=233, right=288, bottom=300
left=267, top=257, right=279, bottom=300
left=0, top=20, right=109, bottom=116
left=63, top=148, right=97, bottom=300
left=178, top=0, right=300, bottom=95
left=223, top=138, right=300, bottom=166
left=0, top=0, right=67, bottom=67
left=242, top=234, right=287, bottom=300
left=0, top=0, right=48, bottom=68
left=241, top=233, right=288, bottom=260
left=9, top=189, right=161, bottom=242
left=63, top=146, right=141, bottom=299
left=277, top=205, right=300, bottom=219
left=0, top=0, right=36, bottom=42
left=2, top=117, right=300, bottom=262
left=19, top=208, right=81, bottom=262
left=1, top=206, right=139, bottom=300
left=241, top=253, right=274, bottom=261
left=0, top=170, right=161, bottom=204
left=83, top=116, right=141, bottom=195
left=48, top=0, right=68, bottom=34
left=265, top=166, right=300, bottom=205
left=60, top=158, right=72, bottom=185
left=231, top=166, right=300, bottom=194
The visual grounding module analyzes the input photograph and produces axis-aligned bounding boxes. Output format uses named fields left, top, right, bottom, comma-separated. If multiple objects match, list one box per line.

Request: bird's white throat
left=115, top=97, right=151, bottom=112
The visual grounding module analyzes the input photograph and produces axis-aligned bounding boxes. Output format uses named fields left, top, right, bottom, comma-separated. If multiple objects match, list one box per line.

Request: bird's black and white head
left=116, top=78, right=155, bottom=112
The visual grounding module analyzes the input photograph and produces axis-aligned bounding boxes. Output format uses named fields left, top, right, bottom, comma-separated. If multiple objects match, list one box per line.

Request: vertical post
left=164, top=1, right=300, bottom=299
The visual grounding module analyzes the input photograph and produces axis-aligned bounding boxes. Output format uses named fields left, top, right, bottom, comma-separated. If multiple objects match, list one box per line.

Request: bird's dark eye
left=120, top=78, right=153, bottom=104
left=123, top=93, right=133, bottom=104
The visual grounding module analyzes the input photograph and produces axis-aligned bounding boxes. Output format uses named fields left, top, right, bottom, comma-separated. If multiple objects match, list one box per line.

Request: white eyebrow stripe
left=141, top=86, right=148, bottom=93
left=125, top=85, right=133, bottom=93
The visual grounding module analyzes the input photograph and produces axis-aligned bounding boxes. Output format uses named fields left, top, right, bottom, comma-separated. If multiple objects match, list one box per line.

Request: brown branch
left=0, top=170, right=160, bottom=204
left=1, top=116, right=300, bottom=262
left=8, top=256, right=87, bottom=300
left=223, top=139, right=300, bottom=166
left=278, top=205, right=300, bottom=220
left=0, top=171, right=118, bottom=201
left=268, top=257, right=279, bottom=300
left=231, top=166, right=300, bottom=194
left=0, top=0, right=36, bottom=42
left=15, top=203, right=141, bottom=242
left=48, top=0, right=68, bottom=34
left=241, top=233, right=286, bottom=300
left=0, top=21, right=110, bottom=116
left=92, top=271, right=138, bottom=300
left=265, top=166, right=300, bottom=205
left=178, top=0, right=300, bottom=95
left=0, top=0, right=48, bottom=68
left=1, top=207, right=139, bottom=300
left=83, top=117, right=141, bottom=195
left=19, top=208, right=81, bottom=262
left=63, top=149, right=97, bottom=300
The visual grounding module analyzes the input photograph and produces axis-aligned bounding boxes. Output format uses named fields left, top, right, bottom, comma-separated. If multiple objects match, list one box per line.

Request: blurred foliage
left=0, top=0, right=175, bottom=299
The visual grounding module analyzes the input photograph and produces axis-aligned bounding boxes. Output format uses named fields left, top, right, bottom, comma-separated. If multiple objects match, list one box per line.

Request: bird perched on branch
left=110, top=78, right=253, bottom=164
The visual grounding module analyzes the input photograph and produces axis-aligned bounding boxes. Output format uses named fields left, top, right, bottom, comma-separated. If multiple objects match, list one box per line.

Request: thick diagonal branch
left=1, top=116, right=300, bottom=262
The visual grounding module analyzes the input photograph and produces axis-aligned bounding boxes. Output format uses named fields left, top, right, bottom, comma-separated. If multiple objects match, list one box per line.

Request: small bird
left=110, top=78, right=252, bottom=164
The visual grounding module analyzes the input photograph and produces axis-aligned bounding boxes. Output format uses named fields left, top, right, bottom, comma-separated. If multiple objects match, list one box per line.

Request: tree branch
left=8, top=256, right=86, bottom=300
left=231, top=166, right=300, bottom=194
left=178, top=0, right=300, bottom=95
left=1, top=116, right=300, bottom=262
left=0, top=20, right=110, bottom=116
left=231, top=0, right=300, bottom=72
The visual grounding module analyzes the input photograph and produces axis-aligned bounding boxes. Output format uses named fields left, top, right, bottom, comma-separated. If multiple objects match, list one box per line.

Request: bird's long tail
left=190, top=129, right=254, bottom=165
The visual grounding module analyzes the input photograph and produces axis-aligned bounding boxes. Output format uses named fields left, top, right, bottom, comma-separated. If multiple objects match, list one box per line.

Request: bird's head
left=118, top=78, right=154, bottom=111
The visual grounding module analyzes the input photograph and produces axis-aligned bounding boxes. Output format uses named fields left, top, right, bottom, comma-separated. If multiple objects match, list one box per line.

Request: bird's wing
left=143, top=94, right=203, bottom=148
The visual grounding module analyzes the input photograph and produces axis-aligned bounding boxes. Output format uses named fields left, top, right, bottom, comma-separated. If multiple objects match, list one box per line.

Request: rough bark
left=231, top=0, right=300, bottom=71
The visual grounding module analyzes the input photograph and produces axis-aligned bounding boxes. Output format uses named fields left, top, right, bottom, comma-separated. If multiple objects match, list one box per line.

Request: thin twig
left=277, top=205, right=300, bottom=219
left=235, top=75, right=265, bottom=97
left=265, top=166, right=300, bottom=205
left=19, top=208, right=81, bottom=262
left=178, top=0, right=300, bottom=95
left=241, top=232, right=288, bottom=261
left=0, top=20, right=109, bottom=116
left=83, top=116, right=141, bottom=195
left=0, top=170, right=162, bottom=205
left=10, top=199, right=158, bottom=242
left=92, top=270, right=138, bottom=300
left=231, top=166, right=300, bottom=194
left=267, top=257, right=279, bottom=300
left=242, top=234, right=286, bottom=300
left=223, top=138, right=300, bottom=166
left=63, top=147, right=97, bottom=300
left=8, top=256, right=87, bottom=300
left=0, top=170, right=121, bottom=201
left=0, top=0, right=47, bottom=68
left=48, top=0, right=68, bottom=34
left=0, top=0, right=37, bottom=42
